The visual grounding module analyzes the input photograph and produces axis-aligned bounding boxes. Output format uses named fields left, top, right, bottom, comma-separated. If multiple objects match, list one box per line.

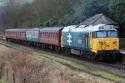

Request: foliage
left=0, top=0, right=125, bottom=36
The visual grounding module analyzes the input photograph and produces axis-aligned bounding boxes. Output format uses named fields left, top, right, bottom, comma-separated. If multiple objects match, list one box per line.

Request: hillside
left=0, top=0, right=125, bottom=37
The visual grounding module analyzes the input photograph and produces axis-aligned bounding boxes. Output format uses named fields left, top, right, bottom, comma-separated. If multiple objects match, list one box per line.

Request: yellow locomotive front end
left=91, top=31, right=119, bottom=53
left=90, top=25, right=121, bottom=60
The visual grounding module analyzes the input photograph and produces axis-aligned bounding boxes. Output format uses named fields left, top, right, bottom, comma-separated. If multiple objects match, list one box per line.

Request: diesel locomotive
left=62, top=24, right=120, bottom=60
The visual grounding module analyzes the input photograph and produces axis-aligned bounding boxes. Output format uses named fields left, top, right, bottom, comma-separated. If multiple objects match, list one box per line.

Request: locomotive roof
left=5, top=29, right=28, bottom=32
left=63, top=24, right=117, bottom=32
left=40, top=27, right=63, bottom=32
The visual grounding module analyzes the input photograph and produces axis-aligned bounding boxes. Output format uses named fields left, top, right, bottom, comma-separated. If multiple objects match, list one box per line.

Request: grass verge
left=1, top=40, right=125, bottom=82
left=0, top=76, right=7, bottom=83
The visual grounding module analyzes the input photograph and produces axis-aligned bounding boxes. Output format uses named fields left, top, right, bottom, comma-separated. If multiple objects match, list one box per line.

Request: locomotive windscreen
left=94, top=30, right=118, bottom=38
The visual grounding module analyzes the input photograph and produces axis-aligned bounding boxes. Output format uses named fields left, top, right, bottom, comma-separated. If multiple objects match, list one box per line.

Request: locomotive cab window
left=92, top=30, right=118, bottom=38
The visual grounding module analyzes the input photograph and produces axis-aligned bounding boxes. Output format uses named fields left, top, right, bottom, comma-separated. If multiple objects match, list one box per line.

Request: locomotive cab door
left=82, top=33, right=89, bottom=50
left=90, top=32, right=97, bottom=53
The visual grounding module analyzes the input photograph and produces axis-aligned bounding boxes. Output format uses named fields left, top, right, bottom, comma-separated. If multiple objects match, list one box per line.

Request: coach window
left=53, top=33, right=54, bottom=39
left=42, top=32, right=43, bottom=37
left=47, top=32, right=49, bottom=38
left=54, top=33, right=55, bottom=39
left=48, top=32, right=49, bottom=38
left=55, top=33, right=56, bottom=39
left=43, top=32, right=44, bottom=36
left=51, top=32, right=52, bottom=38
left=53, top=33, right=54, bottom=38
left=49, top=32, right=51, bottom=38
left=56, top=33, right=58, bottom=39
left=51, top=33, right=53, bottom=38
left=52, top=33, right=53, bottom=38
left=49, top=32, right=50, bottom=38
left=55, top=33, right=57, bottom=39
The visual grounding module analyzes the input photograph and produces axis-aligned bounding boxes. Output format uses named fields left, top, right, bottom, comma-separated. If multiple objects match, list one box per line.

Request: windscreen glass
left=108, top=31, right=117, bottom=37
left=96, top=31, right=107, bottom=38
left=95, top=31, right=117, bottom=38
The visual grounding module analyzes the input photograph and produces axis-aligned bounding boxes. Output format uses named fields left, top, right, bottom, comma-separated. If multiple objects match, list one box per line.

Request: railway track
left=0, top=39, right=125, bottom=73
left=95, top=62, right=125, bottom=72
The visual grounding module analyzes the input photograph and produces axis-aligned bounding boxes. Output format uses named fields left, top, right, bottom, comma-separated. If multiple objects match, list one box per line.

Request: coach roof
left=5, top=29, right=28, bottom=32
left=40, top=27, right=63, bottom=32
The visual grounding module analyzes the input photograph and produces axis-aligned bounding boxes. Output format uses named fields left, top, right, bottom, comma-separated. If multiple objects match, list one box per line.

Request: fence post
left=23, top=78, right=26, bottom=83
left=6, top=69, right=8, bottom=81
left=0, top=63, right=4, bottom=79
left=13, top=73, right=15, bottom=83
left=38, top=81, right=40, bottom=83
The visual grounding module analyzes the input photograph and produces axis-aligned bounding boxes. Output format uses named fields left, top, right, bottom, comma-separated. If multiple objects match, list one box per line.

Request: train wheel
left=90, top=55, right=97, bottom=61
left=114, top=53, right=124, bottom=61
left=64, top=48, right=71, bottom=55
left=64, top=49, right=68, bottom=55
left=55, top=46, right=60, bottom=53
left=68, top=49, right=71, bottom=55
left=90, top=53, right=97, bottom=61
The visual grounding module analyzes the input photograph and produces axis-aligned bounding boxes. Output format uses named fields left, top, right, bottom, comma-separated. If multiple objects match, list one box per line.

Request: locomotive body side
left=62, top=25, right=90, bottom=51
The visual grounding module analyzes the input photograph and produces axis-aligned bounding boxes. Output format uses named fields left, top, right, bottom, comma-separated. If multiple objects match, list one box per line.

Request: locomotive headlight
left=107, top=42, right=109, bottom=44
left=96, top=40, right=99, bottom=42
left=98, top=41, right=103, bottom=45
left=113, top=41, right=117, bottom=44
left=97, top=40, right=102, bottom=43
left=114, top=47, right=118, bottom=50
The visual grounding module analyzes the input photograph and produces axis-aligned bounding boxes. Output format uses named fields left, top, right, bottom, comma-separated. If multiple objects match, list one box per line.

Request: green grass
left=0, top=76, right=7, bottom=83
left=32, top=52, right=125, bottom=83
left=1, top=40, right=125, bottom=82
